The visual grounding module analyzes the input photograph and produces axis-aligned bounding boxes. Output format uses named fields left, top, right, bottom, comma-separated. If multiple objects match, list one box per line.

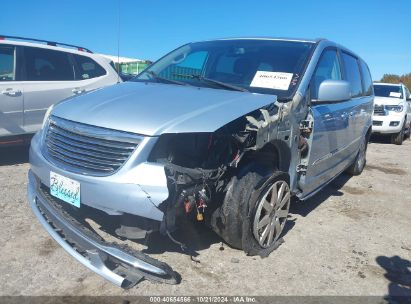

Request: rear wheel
left=346, top=134, right=368, bottom=175
left=211, top=169, right=290, bottom=257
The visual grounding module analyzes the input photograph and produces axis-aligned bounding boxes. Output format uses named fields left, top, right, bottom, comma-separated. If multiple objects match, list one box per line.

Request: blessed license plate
left=50, top=171, right=81, bottom=208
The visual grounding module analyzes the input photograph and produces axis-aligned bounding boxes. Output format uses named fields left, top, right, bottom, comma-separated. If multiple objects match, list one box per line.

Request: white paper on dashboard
left=389, top=92, right=401, bottom=98
left=250, top=71, right=293, bottom=90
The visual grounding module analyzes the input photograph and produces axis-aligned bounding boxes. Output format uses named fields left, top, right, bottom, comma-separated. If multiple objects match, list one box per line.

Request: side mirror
left=316, top=80, right=351, bottom=102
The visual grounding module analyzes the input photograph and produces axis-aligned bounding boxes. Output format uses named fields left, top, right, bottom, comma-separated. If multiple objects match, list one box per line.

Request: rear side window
left=311, top=49, right=342, bottom=99
left=73, top=54, right=106, bottom=80
left=24, top=47, right=74, bottom=81
left=0, top=45, right=16, bottom=81
left=359, top=60, right=373, bottom=96
left=341, top=52, right=363, bottom=98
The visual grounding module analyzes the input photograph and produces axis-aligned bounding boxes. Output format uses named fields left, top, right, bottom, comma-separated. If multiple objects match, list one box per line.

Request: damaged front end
left=150, top=101, right=286, bottom=241
left=28, top=90, right=289, bottom=288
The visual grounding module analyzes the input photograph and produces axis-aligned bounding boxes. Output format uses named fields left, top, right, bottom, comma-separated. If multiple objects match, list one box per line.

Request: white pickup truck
left=372, top=82, right=411, bottom=144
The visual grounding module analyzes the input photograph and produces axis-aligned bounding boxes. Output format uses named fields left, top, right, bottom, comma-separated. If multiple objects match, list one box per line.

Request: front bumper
left=372, top=114, right=405, bottom=134
left=29, top=132, right=168, bottom=220
left=28, top=170, right=180, bottom=288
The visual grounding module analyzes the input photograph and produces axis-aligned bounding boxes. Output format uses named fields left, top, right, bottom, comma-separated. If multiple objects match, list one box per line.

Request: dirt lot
left=0, top=138, right=410, bottom=297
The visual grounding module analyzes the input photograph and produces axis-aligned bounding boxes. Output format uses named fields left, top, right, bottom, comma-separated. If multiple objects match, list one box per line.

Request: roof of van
left=207, top=37, right=322, bottom=43
left=373, top=82, right=402, bottom=86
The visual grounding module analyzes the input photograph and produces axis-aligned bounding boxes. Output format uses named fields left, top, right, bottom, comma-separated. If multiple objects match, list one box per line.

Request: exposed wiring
left=165, top=229, right=200, bottom=263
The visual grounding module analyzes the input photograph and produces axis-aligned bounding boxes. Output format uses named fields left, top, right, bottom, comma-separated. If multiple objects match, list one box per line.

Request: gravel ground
left=0, top=137, right=410, bottom=297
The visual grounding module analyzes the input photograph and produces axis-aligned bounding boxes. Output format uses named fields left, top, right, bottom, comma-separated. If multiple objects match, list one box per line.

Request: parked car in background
left=28, top=38, right=374, bottom=287
left=372, top=82, right=411, bottom=144
left=0, top=35, right=119, bottom=146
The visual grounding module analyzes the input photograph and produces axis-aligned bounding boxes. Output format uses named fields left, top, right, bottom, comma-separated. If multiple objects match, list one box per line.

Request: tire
left=346, top=134, right=368, bottom=176
left=211, top=168, right=290, bottom=257
left=405, top=123, right=411, bottom=140
left=391, top=123, right=405, bottom=145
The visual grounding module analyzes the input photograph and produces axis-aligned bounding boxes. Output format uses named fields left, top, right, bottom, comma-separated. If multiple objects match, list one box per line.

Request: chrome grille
left=373, top=105, right=385, bottom=116
left=44, top=116, right=142, bottom=176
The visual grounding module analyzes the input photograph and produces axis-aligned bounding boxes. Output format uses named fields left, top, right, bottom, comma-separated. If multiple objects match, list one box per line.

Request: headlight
left=385, top=105, right=403, bottom=112
left=42, top=104, right=54, bottom=128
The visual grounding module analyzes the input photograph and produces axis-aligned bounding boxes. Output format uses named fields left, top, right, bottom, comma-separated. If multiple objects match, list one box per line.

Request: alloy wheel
left=253, top=180, right=290, bottom=248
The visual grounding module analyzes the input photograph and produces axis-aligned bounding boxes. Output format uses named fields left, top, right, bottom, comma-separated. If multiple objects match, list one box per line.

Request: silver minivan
left=28, top=38, right=374, bottom=287
left=0, top=35, right=119, bottom=145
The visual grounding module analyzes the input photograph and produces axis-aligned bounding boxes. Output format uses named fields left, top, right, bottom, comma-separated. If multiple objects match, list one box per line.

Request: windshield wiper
left=145, top=71, right=187, bottom=86
left=173, top=73, right=249, bottom=92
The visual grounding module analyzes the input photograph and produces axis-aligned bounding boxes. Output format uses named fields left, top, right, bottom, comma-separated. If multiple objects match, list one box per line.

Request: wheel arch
left=240, top=139, right=291, bottom=175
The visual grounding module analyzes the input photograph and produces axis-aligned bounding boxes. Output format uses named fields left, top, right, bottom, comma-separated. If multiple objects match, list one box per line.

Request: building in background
left=98, top=54, right=151, bottom=75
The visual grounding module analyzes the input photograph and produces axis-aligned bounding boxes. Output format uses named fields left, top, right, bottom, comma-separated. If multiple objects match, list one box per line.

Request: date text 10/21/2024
left=149, top=297, right=257, bottom=303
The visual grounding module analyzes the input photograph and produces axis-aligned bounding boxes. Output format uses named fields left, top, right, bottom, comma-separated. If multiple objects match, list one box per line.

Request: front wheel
left=391, top=123, right=405, bottom=145
left=252, top=178, right=290, bottom=249
left=211, top=170, right=291, bottom=257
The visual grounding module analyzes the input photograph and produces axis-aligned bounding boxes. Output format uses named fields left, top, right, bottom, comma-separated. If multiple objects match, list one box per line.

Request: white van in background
left=0, top=35, right=120, bottom=145
left=372, top=82, right=411, bottom=144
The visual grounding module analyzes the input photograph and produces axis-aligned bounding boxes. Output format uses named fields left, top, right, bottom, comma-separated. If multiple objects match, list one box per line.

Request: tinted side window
left=24, top=47, right=74, bottom=81
left=311, top=49, right=342, bottom=99
left=73, top=54, right=106, bottom=80
left=359, top=60, right=373, bottom=96
left=341, top=52, right=362, bottom=98
left=0, top=45, right=16, bottom=81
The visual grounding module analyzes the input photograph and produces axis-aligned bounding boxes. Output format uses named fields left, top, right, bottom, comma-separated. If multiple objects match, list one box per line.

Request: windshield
left=373, top=85, right=403, bottom=99
left=133, top=39, right=315, bottom=99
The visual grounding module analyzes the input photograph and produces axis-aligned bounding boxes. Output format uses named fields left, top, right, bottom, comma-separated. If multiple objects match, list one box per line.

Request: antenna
left=116, top=0, right=121, bottom=83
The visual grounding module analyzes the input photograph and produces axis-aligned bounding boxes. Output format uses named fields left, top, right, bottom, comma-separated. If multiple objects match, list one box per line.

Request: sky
left=2, top=0, right=411, bottom=80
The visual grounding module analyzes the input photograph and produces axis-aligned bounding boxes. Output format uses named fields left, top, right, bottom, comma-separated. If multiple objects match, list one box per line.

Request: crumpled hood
left=52, top=82, right=278, bottom=136
left=374, top=96, right=403, bottom=106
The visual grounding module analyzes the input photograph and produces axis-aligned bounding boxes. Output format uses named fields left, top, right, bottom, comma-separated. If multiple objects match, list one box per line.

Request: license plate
left=50, top=171, right=81, bottom=208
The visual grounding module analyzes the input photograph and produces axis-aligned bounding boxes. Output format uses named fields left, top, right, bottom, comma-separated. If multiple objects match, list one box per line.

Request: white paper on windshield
left=250, top=71, right=293, bottom=90
left=389, top=92, right=401, bottom=98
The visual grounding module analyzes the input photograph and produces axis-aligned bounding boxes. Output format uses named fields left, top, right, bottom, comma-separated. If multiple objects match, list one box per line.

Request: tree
left=380, top=74, right=400, bottom=84
left=400, top=73, right=411, bottom=90
left=380, top=73, right=411, bottom=90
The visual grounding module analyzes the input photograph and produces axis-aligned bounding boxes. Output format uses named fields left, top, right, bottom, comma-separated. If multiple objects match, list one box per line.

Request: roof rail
left=0, top=35, right=93, bottom=53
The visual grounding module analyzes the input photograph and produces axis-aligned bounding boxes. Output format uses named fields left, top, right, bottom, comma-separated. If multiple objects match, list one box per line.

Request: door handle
left=72, top=88, right=86, bottom=95
left=341, top=112, right=354, bottom=118
left=1, top=89, right=22, bottom=97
